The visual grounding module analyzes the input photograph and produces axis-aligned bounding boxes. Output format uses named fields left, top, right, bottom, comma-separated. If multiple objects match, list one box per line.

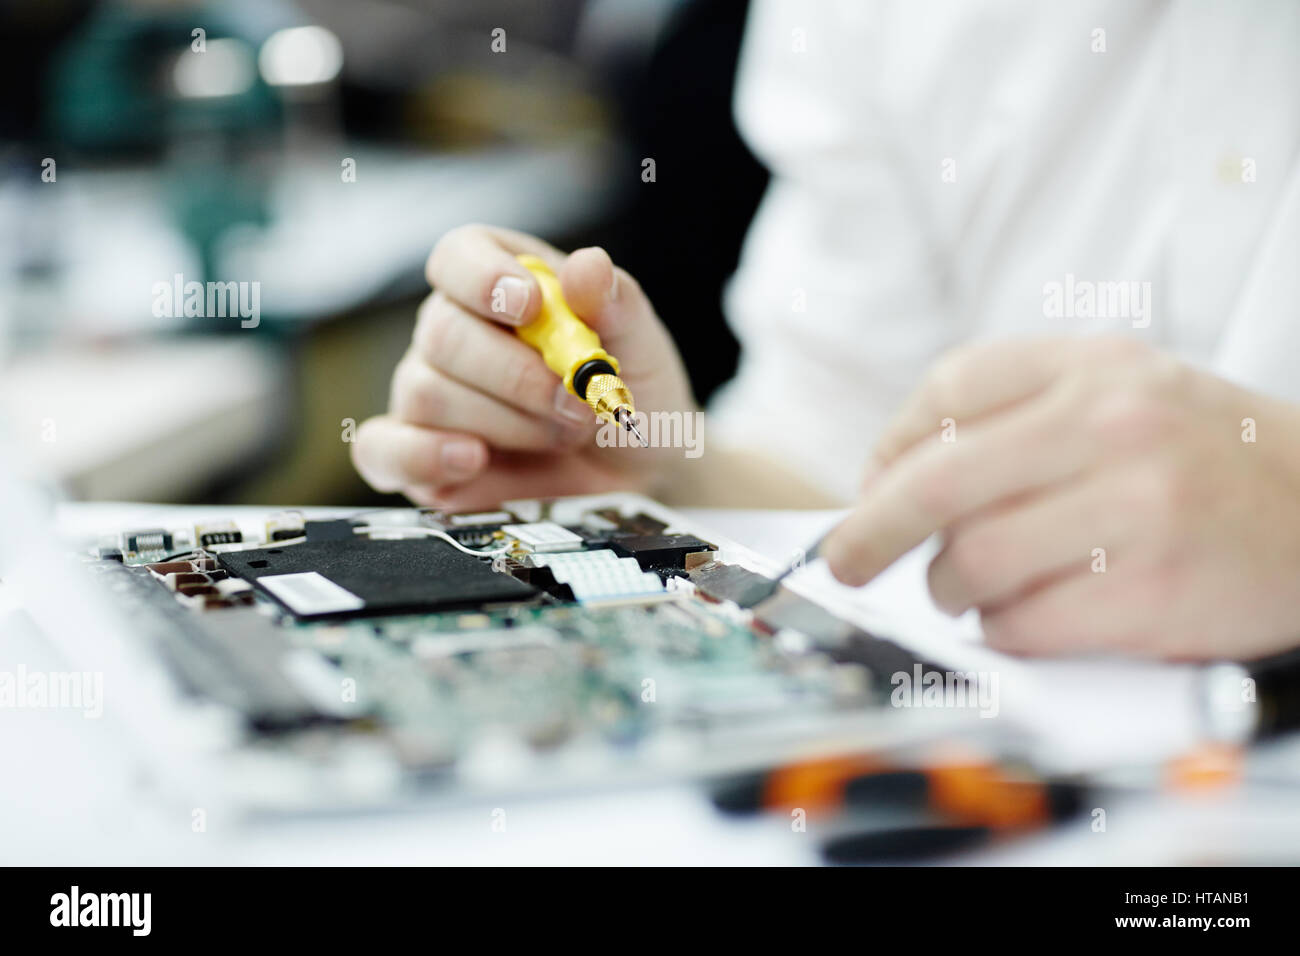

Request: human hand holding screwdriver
left=352, top=224, right=696, bottom=510
left=821, top=337, right=1300, bottom=660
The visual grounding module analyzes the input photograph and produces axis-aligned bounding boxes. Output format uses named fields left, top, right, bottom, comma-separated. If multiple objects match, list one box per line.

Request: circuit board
left=88, top=498, right=946, bottom=795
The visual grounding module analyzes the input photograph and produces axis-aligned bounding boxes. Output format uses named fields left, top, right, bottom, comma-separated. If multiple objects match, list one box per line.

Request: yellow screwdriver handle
left=514, top=254, right=618, bottom=397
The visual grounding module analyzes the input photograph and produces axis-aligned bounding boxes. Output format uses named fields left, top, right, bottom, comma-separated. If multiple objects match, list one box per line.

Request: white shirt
left=710, top=0, right=1300, bottom=502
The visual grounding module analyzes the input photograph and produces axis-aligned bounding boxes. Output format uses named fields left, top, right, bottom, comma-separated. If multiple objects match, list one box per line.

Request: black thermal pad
left=217, top=537, right=536, bottom=619
left=610, top=533, right=714, bottom=572
left=302, top=519, right=359, bottom=542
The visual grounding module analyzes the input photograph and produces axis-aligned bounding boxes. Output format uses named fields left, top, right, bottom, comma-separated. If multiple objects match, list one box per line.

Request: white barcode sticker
left=259, top=571, right=365, bottom=615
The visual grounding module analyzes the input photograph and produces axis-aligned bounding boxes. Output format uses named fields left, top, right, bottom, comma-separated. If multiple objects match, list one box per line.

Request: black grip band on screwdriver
left=571, top=359, right=617, bottom=401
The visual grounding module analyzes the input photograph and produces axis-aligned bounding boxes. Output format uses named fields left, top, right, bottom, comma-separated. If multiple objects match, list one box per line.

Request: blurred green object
left=47, top=1, right=299, bottom=288
left=47, top=1, right=282, bottom=153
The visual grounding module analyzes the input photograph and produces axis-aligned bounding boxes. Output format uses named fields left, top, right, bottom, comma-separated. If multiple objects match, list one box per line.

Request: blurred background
left=0, top=0, right=768, bottom=505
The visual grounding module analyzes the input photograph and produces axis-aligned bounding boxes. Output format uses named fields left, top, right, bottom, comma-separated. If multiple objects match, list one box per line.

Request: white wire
left=352, top=525, right=513, bottom=557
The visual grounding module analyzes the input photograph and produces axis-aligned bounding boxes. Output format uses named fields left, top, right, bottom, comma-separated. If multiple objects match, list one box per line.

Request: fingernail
left=490, top=276, right=531, bottom=324
left=607, top=267, right=619, bottom=302
left=554, top=382, right=591, bottom=424
left=440, top=440, right=483, bottom=481
left=821, top=537, right=865, bottom=588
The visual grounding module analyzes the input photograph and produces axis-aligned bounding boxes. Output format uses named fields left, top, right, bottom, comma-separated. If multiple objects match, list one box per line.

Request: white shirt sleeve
left=710, top=0, right=1300, bottom=503
left=709, top=0, right=955, bottom=502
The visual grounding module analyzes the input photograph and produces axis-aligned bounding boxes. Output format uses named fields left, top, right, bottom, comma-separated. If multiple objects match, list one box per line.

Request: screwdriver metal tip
left=625, top=419, right=649, bottom=447
left=614, top=408, right=648, bottom=447
left=770, top=530, right=831, bottom=586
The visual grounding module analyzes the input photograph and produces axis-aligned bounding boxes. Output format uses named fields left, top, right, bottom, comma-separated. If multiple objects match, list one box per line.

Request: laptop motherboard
left=86, top=500, right=943, bottom=795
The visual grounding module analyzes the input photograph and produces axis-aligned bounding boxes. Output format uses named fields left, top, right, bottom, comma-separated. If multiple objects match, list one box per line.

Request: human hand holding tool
left=352, top=225, right=695, bottom=510
left=513, top=254, right=647, bottom=447
left=821, top=337, right=1300, bottom=660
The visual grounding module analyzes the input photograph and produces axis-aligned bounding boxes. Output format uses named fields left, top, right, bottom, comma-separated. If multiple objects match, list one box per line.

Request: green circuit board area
left=92, top=505, right=927, bottom=782
left=290, top=602, right=868, bottom=764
